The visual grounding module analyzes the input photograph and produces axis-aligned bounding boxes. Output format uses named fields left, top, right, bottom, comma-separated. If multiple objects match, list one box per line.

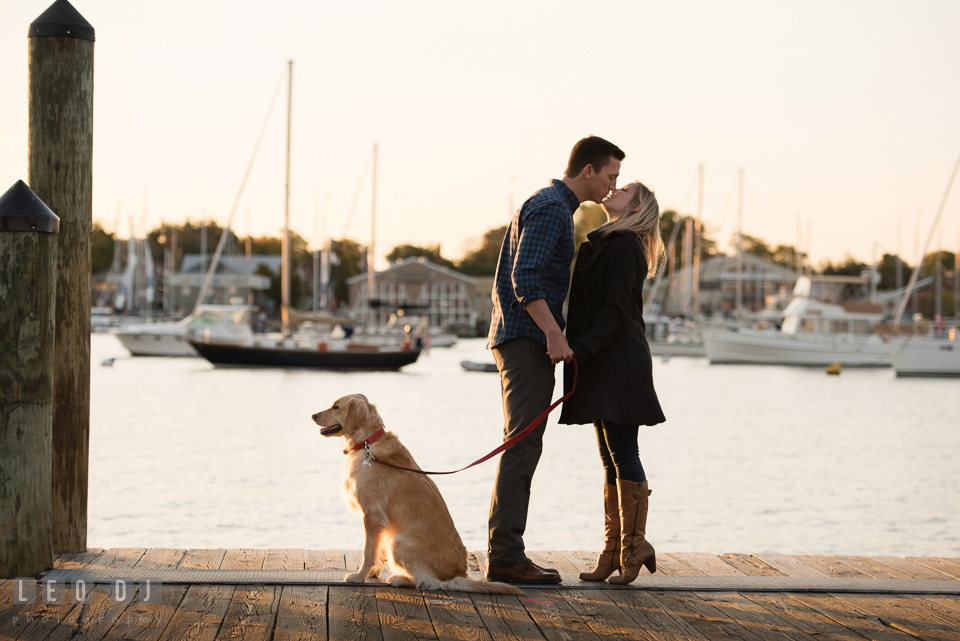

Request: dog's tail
left=437, top=575, right=523, bottom=595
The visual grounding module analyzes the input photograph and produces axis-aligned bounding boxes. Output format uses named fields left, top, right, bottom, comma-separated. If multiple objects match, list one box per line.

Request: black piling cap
left=0, top=181, right=60, bottom=234
left=29, top=0, right=95, bottom=41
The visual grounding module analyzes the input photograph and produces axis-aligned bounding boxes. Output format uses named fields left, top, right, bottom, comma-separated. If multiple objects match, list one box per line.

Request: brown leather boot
left=579, top=483, right=621, bottom=581
left=607, top=479, right=656, bottom=584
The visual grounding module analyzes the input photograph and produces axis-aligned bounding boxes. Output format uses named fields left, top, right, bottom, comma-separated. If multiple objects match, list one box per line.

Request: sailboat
left=188, top=61, right=422, bottom=370
left=893, top=149, right=960, bottom=377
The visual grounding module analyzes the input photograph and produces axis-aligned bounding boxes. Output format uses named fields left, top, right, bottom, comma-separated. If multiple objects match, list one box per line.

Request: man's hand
left=545, top=331, right=574, bottom=365
left=525, top=298, right=574, bottom=364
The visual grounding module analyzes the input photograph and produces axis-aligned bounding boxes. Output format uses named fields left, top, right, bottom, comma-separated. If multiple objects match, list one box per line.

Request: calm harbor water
left=90, top=333, right=959, bottom=556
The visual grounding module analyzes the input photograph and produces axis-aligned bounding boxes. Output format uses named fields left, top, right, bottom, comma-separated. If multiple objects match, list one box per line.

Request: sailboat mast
left=282, top=59, right=293, bottom=332
left=692, top=164, right=703, bottom=314
left=736, top=167, right=744, bottom=323
left=367, top=143, right=378, bottom=314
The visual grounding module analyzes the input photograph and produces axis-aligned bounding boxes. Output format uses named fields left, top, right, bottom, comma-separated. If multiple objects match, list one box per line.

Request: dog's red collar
left=344, top=426, right=385, bottom=455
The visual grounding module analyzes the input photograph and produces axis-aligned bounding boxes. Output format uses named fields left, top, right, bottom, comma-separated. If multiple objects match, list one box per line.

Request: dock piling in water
left=28, top=0, right=95, bottom=555
left=0, top=180, right=60, bottom=578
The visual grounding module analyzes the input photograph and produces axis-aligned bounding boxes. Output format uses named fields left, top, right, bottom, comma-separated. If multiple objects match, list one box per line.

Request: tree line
left=92, top=207, right=956, bottom=313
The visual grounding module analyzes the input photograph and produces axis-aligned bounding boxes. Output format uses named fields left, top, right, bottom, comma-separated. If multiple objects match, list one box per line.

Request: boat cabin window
left=853, top=320, right=873, bottom=334
left=830, top=320, right=850, bottom=334
left=800, top=319, right=816, bottom=333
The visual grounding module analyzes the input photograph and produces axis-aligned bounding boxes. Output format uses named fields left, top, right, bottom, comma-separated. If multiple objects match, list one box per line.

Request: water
left=90, top=333, right=960, bottom=556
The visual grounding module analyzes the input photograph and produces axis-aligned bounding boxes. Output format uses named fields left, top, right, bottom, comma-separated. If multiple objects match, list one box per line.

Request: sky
left=2, top=0, right=959, bottom=271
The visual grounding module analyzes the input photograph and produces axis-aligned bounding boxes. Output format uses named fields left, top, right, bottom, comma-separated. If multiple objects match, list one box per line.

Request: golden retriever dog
left=312, top=394, right=521, bottom=595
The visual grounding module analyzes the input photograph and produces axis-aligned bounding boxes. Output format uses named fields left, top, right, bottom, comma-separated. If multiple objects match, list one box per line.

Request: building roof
left=180, top=254, right=282, bottom=275
left=347, top=257, right=478, bottom=285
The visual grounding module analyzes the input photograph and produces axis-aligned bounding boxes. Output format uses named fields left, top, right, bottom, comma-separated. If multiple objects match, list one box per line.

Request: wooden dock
left=2, top=549, right=959, bottom=640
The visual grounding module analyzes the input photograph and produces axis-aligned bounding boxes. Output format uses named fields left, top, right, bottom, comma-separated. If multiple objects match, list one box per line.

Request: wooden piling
left=0, top=181, right=60, bottom=578
left=27, top=0, right=95, bottom=554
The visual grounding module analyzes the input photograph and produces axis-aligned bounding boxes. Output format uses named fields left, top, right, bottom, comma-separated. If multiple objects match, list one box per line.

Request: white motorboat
left=113, top=305, right=256, bottom=356
left=894, top=330, right=960, bottom=377
left=703, top=278, right=898, bottom=367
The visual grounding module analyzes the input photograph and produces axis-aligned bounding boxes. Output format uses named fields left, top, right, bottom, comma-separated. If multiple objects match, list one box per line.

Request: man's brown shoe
left=486, top=559, right=563, bottom=585
left=529, top=560, right=559, bottom=575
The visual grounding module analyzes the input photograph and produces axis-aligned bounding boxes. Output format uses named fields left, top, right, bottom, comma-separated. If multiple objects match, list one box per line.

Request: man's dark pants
left=488, top=336, right=555, bottom=567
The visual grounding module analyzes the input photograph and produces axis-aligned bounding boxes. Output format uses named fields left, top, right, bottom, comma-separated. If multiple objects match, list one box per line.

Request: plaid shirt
left=487, top=179, right=579, bottom=349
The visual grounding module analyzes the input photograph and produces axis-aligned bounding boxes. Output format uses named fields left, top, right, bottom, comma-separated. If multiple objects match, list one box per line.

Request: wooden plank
left=40, top=547, right=147, bottom=641
left=87, top=547, right=148, bottom=570
left=606, top=590, right=711, bottom=641
left=644, top=591, right=770, bottom=641
left=264, top=549, right=305, bottom=571
left=157, top=584, right=236, bottom=641
left=874, top=557, right=960, bottom=581
left=754, top=555, right=830, bottom=578
left=919, top=596, right=960, bottom=619
left=787, top=593, right=917, bottom=641
left=14, top=583, right=97, bottom=641
left=557, top=551, right=598, bottom=575
left=834, top=593, right=960, bottom=641
left=657, top=553, right=706, bottom=576
left=693, top=592, right=820, bottom=641
left=527, top=551, right=580, bottom=575
left=907, top=558, right=960, bottom=580
left=559, top=589, right=653, bottom=641
left=98, top=548, right=190, bottom=640
left=789, top=555, right=871, bottom=579
left=178, top=549, right=226, bottom=570
left=344, top=550, right=364, bottom=577
left=53, top=548, right=105, bottom=570
left=215, top=584, right=280, bottom=641
left=831, top=555, right=916, bottom=579
left=424, top=590, right=493, bottom=641
left=220, top=548, right=266, bottom=570
left=516, top=588, right=601, bottom=641
left=675, top=553, right=748, bottom=576
left=718, top=554, right=786, bottom=577
left=740, top=593, right=867, bottom=641
left=274, top=585, right=328, bottom=641
left=328, top=586, right=382, bottom=641
left=468, top=550, right=487, bottom=576
left=136, top=548, right=186, bottom=570
left=469, top=592, right=547, bottom=641
left=305, top=550, right=346, bottom=571
left=374, top=585, right=438, bottom=640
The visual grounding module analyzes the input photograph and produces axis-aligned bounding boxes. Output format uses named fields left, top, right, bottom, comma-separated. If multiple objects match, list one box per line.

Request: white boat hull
left=894, top=337, right=960, bottom=377
left=703, top=328, right=895, bottom=367
left=114, top=331, right=197, bottom=356
left=648, top=341, right=705, bottom=357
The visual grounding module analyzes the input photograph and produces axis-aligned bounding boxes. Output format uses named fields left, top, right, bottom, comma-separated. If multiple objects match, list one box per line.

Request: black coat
left=558, top=229, right=666, bottom=427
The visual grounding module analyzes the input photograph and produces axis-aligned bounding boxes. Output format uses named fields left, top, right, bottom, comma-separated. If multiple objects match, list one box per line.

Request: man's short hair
left=565, top=136, right=625, bottom=178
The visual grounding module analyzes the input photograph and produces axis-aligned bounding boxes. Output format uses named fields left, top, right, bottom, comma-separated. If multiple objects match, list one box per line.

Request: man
left=485, top=136, right=625, bottom=584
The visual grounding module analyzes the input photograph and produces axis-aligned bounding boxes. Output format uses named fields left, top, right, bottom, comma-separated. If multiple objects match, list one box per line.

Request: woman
left=559, top=180, right=665, bottom=585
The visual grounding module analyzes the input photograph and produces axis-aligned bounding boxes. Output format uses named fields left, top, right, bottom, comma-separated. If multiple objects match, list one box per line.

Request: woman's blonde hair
left=598, top=181, right=664, bottom=278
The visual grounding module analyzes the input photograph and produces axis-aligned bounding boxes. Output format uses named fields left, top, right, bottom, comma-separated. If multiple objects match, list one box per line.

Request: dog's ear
left=343, top=396, right=366, bottom=430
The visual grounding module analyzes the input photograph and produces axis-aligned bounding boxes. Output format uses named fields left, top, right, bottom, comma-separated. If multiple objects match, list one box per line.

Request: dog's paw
left=344, top=572, right=365, bottom=583
left=387, top=575, right=415, bottom=588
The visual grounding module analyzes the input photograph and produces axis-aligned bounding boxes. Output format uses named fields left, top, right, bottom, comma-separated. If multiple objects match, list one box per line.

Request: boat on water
left=112, top=305, right=256, bottom=357
left=894, top=330, right=960, bottom=377
left=190, top=336, right=421, bottom=370
left=703, top=278, right=899, bottom=367
left=461, top=360, right=498, bottom=372
left=187, top=62, right=422, bottom=372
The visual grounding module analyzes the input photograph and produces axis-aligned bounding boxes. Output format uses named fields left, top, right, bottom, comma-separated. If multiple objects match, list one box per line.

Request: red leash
left=356, top=358, right=578, bottom=475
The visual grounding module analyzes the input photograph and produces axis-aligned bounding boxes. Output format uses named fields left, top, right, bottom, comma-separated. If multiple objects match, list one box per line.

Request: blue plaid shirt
left=487, top=179, right=579, bottom=349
